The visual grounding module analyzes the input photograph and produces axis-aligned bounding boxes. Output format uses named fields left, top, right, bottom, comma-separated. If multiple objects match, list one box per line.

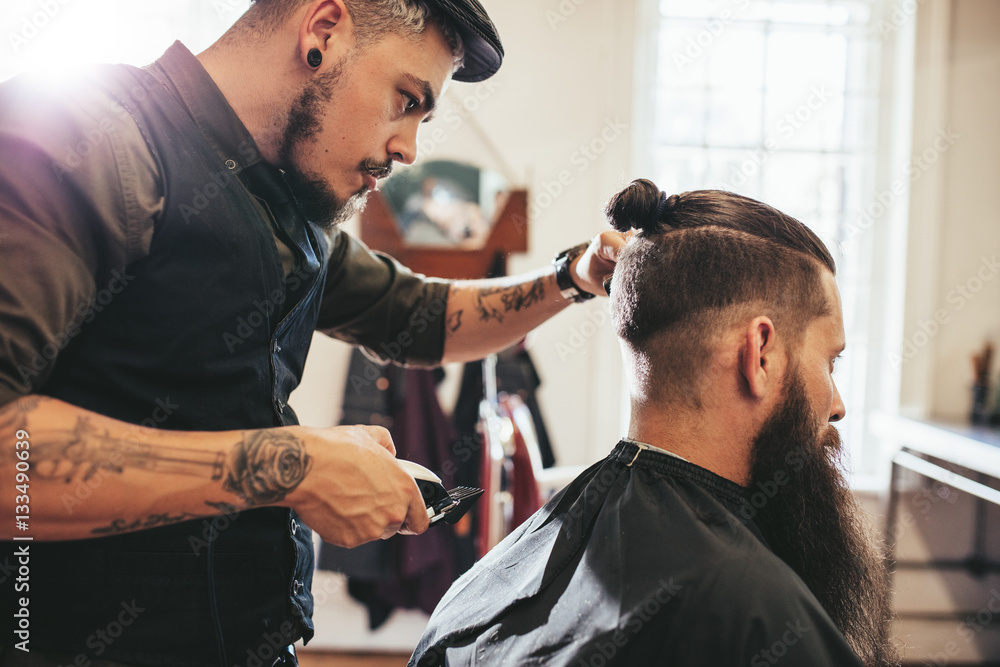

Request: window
left=2, top=0, right=251, bottom=83
left=637, top=0, right=894, bottom=480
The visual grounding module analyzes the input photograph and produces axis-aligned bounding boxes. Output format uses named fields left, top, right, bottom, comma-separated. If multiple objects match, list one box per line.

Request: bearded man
left=409, top=180, right=900, bottom=667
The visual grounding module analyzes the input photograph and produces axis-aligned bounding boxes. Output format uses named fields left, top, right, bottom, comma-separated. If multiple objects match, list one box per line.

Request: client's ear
left=739, top=316, right=781, bottom=400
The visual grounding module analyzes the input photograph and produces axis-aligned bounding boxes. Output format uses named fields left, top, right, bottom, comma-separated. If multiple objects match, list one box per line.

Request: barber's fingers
left=598, top=229, right=629, bottom=253
left=597, top=229, right=629, bottom=259
left=362, top=425, right=396, bottom=456
left=582, top=230, right=627, bottom=284
left=381, top=477, right=430, bottom=539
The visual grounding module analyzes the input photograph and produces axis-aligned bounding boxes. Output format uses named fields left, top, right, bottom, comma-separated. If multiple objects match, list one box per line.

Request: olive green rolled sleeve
left=0, top=73, right=161, bottom=408
left=316, top=230, right=451, bottom=367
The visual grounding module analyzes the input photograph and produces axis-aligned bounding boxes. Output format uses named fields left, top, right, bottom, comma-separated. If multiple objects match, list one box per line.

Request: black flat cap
left=428, top=0, right=504, bottom=82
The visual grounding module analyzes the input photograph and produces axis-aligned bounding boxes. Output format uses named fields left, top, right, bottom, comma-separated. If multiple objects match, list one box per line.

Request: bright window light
left=642, top=0, right=886, bottom=473
left=1, top=0, right=251, bottom=83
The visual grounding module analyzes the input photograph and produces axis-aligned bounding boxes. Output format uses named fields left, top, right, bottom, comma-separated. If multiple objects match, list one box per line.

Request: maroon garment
left=379, top=368, right=459, bottom=614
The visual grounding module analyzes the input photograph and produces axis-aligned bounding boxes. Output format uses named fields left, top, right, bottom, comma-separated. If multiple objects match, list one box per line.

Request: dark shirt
left=0, top=41, right=450, bottom=406
left=410, top=440, right=865, bottom=667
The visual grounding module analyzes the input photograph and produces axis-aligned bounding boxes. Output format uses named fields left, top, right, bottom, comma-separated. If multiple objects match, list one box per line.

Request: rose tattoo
left=224, top=431, right=312, bottom=506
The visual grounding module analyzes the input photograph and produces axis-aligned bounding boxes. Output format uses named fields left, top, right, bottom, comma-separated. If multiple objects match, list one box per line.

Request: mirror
left=380, top=160, right=509, bottom=248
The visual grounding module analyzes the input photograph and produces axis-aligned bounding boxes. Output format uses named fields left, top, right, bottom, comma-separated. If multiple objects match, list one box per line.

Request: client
left=409, top=180, right=899, bottom=667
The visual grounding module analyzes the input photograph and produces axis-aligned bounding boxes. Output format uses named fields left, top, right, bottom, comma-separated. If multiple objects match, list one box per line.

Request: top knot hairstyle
left=606, top=179, right=837, bottom=407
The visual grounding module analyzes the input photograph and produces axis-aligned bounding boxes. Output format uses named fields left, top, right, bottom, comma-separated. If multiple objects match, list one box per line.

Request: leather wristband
left=553, top=242, right=595, bottom=303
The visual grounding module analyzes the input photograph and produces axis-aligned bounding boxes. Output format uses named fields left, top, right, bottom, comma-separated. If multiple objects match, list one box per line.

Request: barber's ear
left=298, top=0, right=354, bottom=69
left=739, top=316, right=779, bottom=400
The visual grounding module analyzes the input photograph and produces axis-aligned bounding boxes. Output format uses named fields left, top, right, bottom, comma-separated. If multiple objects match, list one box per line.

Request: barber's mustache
left=360, top=159, right=393, bottom=181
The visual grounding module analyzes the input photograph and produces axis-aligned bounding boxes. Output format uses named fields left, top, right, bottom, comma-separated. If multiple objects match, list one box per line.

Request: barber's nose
left=388, top=127, right=418, bottom=165
left=829, top=382, right=846, bottom=423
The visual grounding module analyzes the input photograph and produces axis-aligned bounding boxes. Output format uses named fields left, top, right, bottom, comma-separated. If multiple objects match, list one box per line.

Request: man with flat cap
left=0, top=1, right=623, bottom=664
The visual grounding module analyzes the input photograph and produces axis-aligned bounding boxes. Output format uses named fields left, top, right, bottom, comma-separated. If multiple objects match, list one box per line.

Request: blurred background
left=2, top=0, right=998, bottom=664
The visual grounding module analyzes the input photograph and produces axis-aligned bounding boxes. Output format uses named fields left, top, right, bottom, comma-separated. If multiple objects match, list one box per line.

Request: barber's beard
left=277, top=62, right=390, bottom=230
left=748, top=375, right=899, bottom=667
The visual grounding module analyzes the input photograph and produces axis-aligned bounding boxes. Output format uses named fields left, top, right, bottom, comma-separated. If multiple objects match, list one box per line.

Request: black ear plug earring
left=306, top=48, right=322, bottom=68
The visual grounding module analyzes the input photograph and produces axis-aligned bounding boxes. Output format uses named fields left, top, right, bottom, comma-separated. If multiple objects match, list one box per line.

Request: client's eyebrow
left=403, top=73, right=437, bottom=123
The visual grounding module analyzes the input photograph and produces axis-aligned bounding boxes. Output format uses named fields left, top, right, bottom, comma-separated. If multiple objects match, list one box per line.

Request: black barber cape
left=409, top=440, right=864, bottom=667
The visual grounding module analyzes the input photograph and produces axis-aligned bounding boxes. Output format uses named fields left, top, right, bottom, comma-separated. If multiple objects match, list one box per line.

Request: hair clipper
left=396, top=459, right=483, bottom=526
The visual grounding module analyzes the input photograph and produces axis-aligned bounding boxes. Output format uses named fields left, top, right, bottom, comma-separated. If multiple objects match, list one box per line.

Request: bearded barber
left=0, top=0, right=623, bottom=664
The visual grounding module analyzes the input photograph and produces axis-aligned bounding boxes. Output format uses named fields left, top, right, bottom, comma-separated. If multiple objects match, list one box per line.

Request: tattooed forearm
left=222, top=430, right=312, bottom=507
left=0, top=395, right=43, bottom=435
left=474, top=277, right=547, bottom=324
left=90, top=501, right=243, bottom=537
left=91, top=511, right=197, bottom=535
left=17, top=416, right=226, bottom=483
left=475, top=290, right=505, bottom=323
left=501, top=278, right=545, bottom=312
left=205, top=500, right=241, bottom=515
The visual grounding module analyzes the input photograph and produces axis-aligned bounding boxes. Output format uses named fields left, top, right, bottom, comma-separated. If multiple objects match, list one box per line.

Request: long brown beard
left=747, top=375, right=899, bottom=667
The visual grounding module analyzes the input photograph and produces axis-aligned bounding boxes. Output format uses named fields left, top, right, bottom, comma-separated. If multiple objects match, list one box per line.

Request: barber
left=0, top=0, right=623, bottom=665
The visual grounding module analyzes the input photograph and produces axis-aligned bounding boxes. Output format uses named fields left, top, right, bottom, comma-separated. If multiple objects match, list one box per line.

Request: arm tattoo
left=222, top=430, right=312, bottom=507
left=447, top=309, right=464, bottom=333
left=89, top=502, right=241, bottom=537
left=474, top=277, right=547, bottom=324
left=91, top=511, right=196, bottom=535
left=23, top=417, right=226, bottom=483
left=501, top=278, right=546, bottom=312
left=204, top=500, right=240, bottom=515
left=0, top=395, right=43, bottom=435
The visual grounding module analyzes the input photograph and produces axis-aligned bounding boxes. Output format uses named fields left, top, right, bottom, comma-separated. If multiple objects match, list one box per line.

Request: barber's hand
left=571, top=230, right=628, bottom=297
left=284, top=425, right=430, bottom=548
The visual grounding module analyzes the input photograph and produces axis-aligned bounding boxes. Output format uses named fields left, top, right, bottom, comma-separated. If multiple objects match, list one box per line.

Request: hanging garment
left=318, top=351, right=457, bottom=628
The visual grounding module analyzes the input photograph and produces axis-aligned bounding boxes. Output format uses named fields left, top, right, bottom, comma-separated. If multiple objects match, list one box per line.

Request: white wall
left=899, top=0, right=1000, bottom=421
left=294, top=0, right=639, bottom=467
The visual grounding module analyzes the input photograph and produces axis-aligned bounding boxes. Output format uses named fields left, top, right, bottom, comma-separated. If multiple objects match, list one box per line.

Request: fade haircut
left=607, top=179, right=836, bottom=408
left=230, top=0, right=465, bottom=66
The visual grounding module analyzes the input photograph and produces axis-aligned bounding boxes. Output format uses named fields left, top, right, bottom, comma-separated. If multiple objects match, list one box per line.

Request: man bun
left=604, top=178, right=678, bottom=234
